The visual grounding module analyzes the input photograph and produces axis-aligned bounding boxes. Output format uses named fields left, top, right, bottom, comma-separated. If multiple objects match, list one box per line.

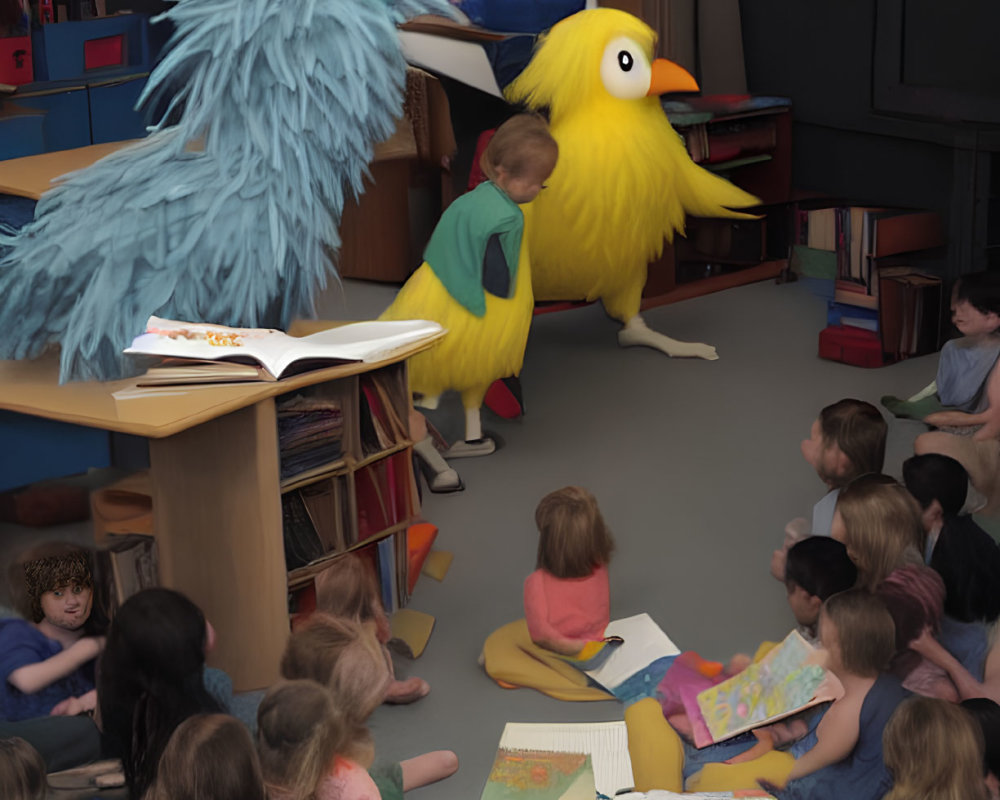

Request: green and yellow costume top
left=423, top=180, right=523, bottom=317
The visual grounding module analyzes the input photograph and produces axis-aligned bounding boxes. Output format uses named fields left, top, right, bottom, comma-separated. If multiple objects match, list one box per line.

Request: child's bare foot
left=401, top=750, right=459, bottom=790
left=384, top=676, right=430, bottom=704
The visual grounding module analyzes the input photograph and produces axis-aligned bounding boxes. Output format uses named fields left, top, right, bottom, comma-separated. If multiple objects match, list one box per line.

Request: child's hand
left=726, top=653, right=752, bottom=676
left=907, top=625, right=936, bottom=656
left=72, top=636, right=105, bottom=661
left=50, top=695, right=86, bottom=717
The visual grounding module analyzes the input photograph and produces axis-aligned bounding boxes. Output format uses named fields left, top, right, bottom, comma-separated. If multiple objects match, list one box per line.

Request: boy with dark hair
left=0, top=544, right=106, bottom=721
left=785, top=537, right=858, bottom=644
left=771, top=399, right=888, bottom=580
left=902, top=453, right=1000, bottom=624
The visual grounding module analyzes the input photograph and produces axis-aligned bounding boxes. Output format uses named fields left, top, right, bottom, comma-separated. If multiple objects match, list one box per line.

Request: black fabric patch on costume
left=482, top=233, right=510, bottom=298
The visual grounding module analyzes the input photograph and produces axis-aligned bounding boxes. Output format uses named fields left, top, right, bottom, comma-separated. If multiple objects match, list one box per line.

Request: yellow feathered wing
left=378, top=206, right=535, bottom=410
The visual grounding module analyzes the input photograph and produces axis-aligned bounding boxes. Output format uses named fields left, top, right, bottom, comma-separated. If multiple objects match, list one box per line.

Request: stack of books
left=790, top=206, right=945, bottom=367
left=277, top=394, right=343, bottom=482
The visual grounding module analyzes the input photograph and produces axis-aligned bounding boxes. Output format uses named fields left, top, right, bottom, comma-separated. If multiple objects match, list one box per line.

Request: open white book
left=125, top=316, right=445, bottom=383
left=584, top=613, right=681, bottom=693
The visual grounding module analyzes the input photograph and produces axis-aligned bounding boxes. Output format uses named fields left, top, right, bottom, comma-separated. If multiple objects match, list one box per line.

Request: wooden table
left=0, top=336, right=441, bottom=689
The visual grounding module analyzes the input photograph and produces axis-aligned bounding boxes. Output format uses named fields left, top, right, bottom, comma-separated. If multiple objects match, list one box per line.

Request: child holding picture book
left=481, top=486, right=618, bottom=701
left=627, top=590, right=908, bottom=800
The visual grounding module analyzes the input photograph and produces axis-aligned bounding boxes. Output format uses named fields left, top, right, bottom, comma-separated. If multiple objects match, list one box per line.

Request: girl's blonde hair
left=837, top=475, right=925, bottom=590
left=256, top=680, right=349, bottom=800
left=535, top=486, right=614, bottom=579
left=145, top=714, right=266, bottom=800
left=821, top=588, right=895, bottom=677
left=883, top=696, right=988, bottom=800
left=280, top=613, right=391, bottom=754
left=479, top=113, right=558, bottom=183
left=313, top=553, right=381, bottom=623
left=0, top=737, right=45, bottom=800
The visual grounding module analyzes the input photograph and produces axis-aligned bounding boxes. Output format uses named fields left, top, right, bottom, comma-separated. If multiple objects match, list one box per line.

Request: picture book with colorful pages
left=692, top=630, right=844, bottom=747
left=125, top=316, right=445, bottom=383
left=488, top=721, right=631, bottom=800
left=583, top=613, right=681, bottom=695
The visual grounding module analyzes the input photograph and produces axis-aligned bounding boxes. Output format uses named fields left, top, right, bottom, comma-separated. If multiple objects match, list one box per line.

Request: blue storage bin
left=89, top=73, right=148, bottom=143
left=458, top=0, right=583, bottom=33
left=12, top=82, right=91, bottom=152
left=0, top=105, right=46, bottom=159
left=31, top=14, right=152, bottom=82
left=0, top=410, right=111, bottom=493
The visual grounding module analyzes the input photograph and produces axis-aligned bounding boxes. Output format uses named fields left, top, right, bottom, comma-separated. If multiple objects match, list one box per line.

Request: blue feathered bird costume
left=0, top=0, right=450, bottom=382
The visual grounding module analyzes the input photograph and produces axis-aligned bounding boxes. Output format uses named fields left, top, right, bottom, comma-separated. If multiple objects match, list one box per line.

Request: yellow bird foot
left=618, top=318, right=719, bottom=360
left=445, top=437, right=497, bottom=458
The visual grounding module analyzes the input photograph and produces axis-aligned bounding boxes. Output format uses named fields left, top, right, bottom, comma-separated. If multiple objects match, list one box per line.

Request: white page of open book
left=498, top=720, right=632, bottom=799
left=584, top=613, right=681, bottom=691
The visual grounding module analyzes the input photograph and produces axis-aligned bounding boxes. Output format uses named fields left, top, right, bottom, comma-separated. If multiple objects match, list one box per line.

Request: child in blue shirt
left=0, top=544, right=106, bottom=722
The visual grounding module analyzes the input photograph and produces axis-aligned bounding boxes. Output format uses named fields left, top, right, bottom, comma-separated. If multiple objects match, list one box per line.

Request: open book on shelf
left=125, top=316, right=445, bottom=384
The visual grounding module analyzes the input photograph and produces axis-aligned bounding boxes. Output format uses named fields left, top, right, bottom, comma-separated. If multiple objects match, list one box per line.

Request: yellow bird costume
left=506, top=9, right=761, bottom=359
left=379, top=193, right=536, bottom=451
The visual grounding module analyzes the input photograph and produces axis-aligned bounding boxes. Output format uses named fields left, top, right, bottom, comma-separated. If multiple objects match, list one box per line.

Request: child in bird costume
left=380, top=114, right=558, bottom=460
left=506, top=8, right=761, bottom=361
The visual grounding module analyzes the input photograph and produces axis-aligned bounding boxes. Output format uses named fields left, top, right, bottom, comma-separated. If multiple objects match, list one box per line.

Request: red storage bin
left=819, top=324, right=886, bottom=368
left=0, top=36, right=33, bottom=85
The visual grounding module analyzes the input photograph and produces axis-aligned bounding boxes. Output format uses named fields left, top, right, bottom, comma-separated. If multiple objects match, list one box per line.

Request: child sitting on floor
left=771, top=399, right=887, bottom=580
left=145, top=713, right=267, bottom=800
left=314, top=553, right=429, bottom=704
left=258, top=679, right=380, bottom=800
left=882, top=695, right=989, bottom=800
left=829, top=474, right=925, bottom=590
left=903, top=453, right=1000, bottom=623
left=627, top=589, right=908, bottom=800
left=963, top=698, right=1000, bottom=800
left=281, top=614, right=458, bottom=797
left=481, top=486, right=617, bottom=701
left=0, top=737, right=45, bottom=800
left=1, top=542, right=109, bottom=721
left=785, top=536, right=858, bottom=645
left=885, top=271, right=1000, bottom=513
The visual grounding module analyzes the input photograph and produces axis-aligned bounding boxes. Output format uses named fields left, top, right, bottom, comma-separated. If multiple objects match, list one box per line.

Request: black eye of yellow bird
left=617, top=50, right=633, bottom=72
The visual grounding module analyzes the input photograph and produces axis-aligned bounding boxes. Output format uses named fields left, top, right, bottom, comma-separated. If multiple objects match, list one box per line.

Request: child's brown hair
left=818, top=399, right=887, bottom=486
left=836, top=476, right=925, bottom=590
left=883, top=696, right=988, bottom=800
left=313, top=553, right=381, bottom=624
left=0, top=737, right=45, bottom=800
left=280, top=613, right=390, bottom=737
left=479, top=113, right=558, bottom=183
left=256, top=680, right=350, bottom=800
left=821, top=589, right=895, bottom=677
left=535, top=486, right=614, bottom=579
left=145, top=714, right=266, bottom=800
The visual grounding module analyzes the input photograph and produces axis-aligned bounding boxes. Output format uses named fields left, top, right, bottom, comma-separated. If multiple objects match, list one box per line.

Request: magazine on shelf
left=125, top=316, right=445, bottom=383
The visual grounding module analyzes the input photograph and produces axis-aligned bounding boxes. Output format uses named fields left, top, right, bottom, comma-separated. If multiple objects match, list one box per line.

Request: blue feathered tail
left=0, top=0, right=452, bottom=382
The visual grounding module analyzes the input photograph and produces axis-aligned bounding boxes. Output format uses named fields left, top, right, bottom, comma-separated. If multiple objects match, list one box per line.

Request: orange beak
left=647, top=58, right=699, bottom=96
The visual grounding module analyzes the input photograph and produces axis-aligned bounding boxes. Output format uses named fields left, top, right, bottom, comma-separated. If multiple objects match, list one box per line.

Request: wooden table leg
left=149, top=400, right=287, bottom=690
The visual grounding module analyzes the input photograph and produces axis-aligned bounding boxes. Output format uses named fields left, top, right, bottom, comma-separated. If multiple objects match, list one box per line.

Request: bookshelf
left=641, top=97, right=793, bottom=306
left=0, top=332, right=443, bottom=690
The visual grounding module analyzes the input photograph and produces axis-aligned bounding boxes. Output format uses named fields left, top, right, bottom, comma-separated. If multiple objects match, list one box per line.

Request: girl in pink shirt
left=524, top=486, right=615, bottom=656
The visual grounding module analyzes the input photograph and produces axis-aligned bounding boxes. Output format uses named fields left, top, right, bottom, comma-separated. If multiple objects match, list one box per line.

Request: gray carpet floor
left=0, top=275, right=967, bottom=798
left=321, top=276, right=941, bottom=799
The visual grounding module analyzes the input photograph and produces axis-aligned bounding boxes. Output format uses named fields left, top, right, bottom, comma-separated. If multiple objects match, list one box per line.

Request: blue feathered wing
left=0, top=0, right=453, bottom=383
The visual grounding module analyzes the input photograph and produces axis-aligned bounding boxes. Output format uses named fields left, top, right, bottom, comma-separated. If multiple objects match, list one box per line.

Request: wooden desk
left=0, top=335, right=442, bottom=689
